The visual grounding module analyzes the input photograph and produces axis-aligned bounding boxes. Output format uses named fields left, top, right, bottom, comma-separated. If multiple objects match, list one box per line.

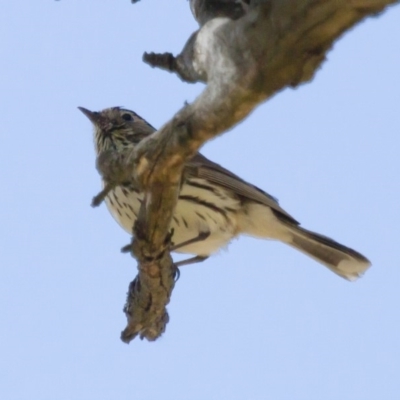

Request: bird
left=78, top=106, right=371, bottom=281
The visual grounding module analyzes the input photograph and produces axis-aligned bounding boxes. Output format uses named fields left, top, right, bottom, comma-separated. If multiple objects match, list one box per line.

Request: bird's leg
left=170, top=231, right=210, bottom=269
left=91, top=182, right=115, bottom=207
left=174, top=255, right=209, bottom=268
left=170, top=230, right=210, bottom=251
left=121, top=230, right=210, bottom=272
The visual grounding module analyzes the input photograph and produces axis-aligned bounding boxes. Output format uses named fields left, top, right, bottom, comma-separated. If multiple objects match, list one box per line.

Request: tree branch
left=99, top=0, right=398, bottom=342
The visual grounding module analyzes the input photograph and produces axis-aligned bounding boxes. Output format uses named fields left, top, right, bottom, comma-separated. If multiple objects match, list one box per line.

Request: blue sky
left=1, top=1, right=400, bottom=399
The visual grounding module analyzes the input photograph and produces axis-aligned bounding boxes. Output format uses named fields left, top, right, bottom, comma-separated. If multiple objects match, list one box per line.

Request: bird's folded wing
left=187, top=153, right=299, bottom=224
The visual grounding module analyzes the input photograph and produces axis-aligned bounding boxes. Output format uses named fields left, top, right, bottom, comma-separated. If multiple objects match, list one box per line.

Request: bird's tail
left=284, top=223, right=371, bottom=280
left=239, top=204, right=370, bottom=280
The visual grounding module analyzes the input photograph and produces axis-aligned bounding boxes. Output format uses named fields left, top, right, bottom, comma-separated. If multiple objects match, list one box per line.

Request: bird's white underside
left=105, top=178, right=286, bottom=256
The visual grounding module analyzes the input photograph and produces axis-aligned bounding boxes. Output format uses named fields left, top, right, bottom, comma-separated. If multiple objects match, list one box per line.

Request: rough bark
left=98, top=0, right=398, bottom=342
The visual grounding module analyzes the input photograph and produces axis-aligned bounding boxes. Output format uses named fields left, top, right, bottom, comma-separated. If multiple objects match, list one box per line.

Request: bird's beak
left=78, top=107, right=100, bottom=124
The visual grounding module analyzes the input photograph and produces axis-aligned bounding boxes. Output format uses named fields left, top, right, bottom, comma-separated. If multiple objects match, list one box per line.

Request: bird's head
left=78, top=106, right=156, bottom=154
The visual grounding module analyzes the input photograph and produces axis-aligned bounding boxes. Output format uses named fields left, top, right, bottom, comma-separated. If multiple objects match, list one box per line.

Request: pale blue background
left=1, top=1, right=399, bottom=399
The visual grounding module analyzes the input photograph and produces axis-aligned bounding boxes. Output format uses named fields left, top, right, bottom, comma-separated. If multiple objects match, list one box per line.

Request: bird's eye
left=121, top=113, right=133, bottom=121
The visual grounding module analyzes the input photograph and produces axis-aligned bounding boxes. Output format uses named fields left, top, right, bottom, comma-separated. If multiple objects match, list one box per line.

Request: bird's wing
left=187, top=153, right=299, bottom=224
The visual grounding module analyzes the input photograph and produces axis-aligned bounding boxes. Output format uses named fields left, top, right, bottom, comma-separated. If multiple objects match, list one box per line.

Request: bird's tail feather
left=285, top=224, right=371, bottom=280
